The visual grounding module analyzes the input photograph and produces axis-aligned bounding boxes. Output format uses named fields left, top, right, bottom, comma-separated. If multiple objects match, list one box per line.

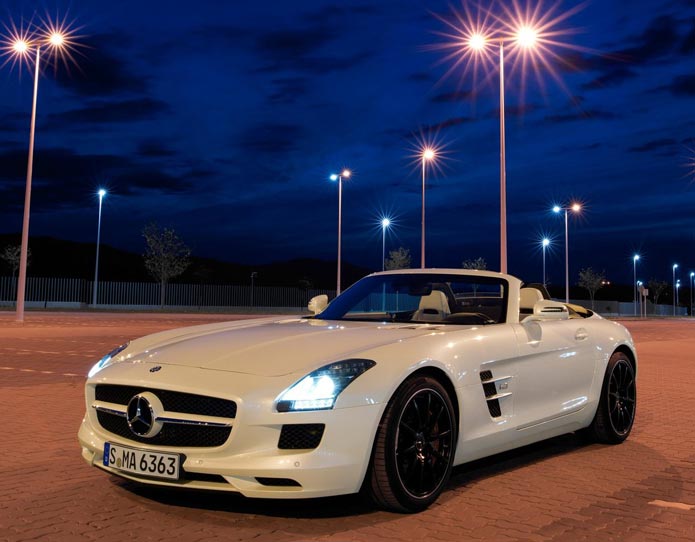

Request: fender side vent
left=480, top=370, right=502, bottom=418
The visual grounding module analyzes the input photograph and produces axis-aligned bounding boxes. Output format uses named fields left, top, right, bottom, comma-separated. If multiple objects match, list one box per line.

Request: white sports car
left=78, top=269, right=637, bottom=512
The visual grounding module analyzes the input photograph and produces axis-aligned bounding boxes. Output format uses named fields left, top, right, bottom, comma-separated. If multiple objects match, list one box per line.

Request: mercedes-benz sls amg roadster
left=79, top=269, right=637, bottom=512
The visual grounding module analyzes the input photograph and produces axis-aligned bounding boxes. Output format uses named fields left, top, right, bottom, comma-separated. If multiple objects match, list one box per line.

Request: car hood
left=119, top=317, right=446, bottom=377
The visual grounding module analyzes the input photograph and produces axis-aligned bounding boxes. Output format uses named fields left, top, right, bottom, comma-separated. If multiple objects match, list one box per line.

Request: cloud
left=665, top=74, right=695, bottom=96
left=239, top=123, right=304, bottom=154
left=45, top=98, right=170, bottom=125
left=628, top=138, right=678, bottom=153
left=267, top=77, right=308, bottom=104
left=544, top=109, right=620, bottom=123
left=581, top=67, right=639, bottom=90
left=430, top=90, right=475, bottom=103
left=137, top=140, right=177, bottom=158
left=52, top=33, right=148, bottom=97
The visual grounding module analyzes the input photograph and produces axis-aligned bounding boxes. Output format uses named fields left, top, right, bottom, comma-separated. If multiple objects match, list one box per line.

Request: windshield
left=318, top=273, right=508, bottom=325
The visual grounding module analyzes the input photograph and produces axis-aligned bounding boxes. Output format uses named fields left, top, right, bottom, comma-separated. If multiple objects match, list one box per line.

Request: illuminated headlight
left=276, top=359, right=376, bottom=412
left=87, top=342, right=130, bottom=378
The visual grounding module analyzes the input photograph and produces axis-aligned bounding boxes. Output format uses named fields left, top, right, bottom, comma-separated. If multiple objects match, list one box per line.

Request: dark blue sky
left=1, top=0, right=694, bottom=288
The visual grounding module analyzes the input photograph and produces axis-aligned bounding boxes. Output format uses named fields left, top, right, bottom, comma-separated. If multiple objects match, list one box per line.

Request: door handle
left=575, top=328, right=588, bottom=341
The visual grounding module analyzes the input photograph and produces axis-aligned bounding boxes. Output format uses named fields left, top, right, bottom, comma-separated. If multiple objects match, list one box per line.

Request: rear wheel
left=367, top=375, right=457, bottom=512
left=587, top=351, right=636, bottom=443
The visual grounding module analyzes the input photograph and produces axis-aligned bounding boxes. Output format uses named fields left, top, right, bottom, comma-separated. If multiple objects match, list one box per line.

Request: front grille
left=97, top=411, right=232, bottom=447
left=95, top=385, right=236, bottom=418
left=278, top=424, right=325, bottom=449
left=94, top=384, right=236, bottom=448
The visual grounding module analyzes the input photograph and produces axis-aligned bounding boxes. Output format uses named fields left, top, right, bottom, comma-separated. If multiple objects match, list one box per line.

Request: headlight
left=87, top=342, right=130, bottom=378
left=276, top=359, right=376, bottom=412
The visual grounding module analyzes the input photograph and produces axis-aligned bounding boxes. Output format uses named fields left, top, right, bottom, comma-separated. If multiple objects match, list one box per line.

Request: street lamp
left=553, top=203, right=581, bottom=304
left=676, top=279, right=681, bottom=311
left=3, top=22, right=74, bottom=322
left=420, top=147, right=436, bottom=268
left=541, top=237, right=550, bottom=287
left=632, top=254, right=640, bottom=316
left=330, top=169, right=351, bottom=295
left=690, top=271, right=694, bottom=317
left=465, top=27, right=539, bottom=273
left=92, top=189, right=107, bottom=305
left=673, top=264, right=678, bottom=316
left=381, top=218, right=391, bottom=272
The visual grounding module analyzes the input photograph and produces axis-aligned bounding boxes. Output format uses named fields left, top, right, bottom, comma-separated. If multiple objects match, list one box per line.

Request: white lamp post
left=553, top=203, right=581, bottom=304
left=541, top=238, right=550, bottom=287
left=381, top=218, right=391, bottom=272
left=6, top=26, right=72, bottom=322
left=420, top=148, right=435, bottom=268
left=92, top=189, right=106, bottom=305
left=330, top=169, right=351, bottom=295
left=466, top=27, right=539, bottom=273
left=673, top=264, right=678, bottom=316
left=690, top=271, right=694, bottom=317
left=632, top=254, right=640, bottom=316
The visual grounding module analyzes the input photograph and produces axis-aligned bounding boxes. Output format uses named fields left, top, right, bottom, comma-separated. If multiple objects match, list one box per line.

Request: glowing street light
left=633, top=254, right=640, bottom=316
left=541, top=237, right=550, bottom=287
left=92, top=189, right=107, bottom=306
left=2, top=18, right=79, bottom=322
left=420, top=147, right=436, bottom=268
left=553, top=203, right=581, bottom=303
left=673, top=264, right=678, bottom=316
left=330, top=169, right=351, bottom=295
left=676, top=279, right=681, bottom=311
left=433, top=1, right=584, bottom=273
left=381, top=218, right=391, bottom=272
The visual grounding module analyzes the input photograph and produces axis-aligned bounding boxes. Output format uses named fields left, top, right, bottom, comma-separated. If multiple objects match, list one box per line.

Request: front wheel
left=586, top=351, right=636, bottom=444
left=367, top=375, right=457, bottom=512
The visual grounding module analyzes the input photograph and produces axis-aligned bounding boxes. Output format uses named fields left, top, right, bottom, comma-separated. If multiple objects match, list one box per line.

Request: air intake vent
left=278, top=424, right=325, bottom=449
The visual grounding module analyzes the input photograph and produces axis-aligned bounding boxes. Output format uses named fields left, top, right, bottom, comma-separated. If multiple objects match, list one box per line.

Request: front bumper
left=78, top=364, right=383, bottom=499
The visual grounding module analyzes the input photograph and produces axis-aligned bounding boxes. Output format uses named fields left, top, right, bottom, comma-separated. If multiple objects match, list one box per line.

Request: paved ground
left=0, top=312, right=694, bottom=541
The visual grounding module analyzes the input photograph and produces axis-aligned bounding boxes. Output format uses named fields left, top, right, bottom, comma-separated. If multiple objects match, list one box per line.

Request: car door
left=510, top=317, right=598, bottom=430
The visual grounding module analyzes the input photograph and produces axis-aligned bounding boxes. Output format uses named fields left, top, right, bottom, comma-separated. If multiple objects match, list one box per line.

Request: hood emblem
left=126, top=393, right=164, bottom=438
left=149, top=366, right=162, bottom=373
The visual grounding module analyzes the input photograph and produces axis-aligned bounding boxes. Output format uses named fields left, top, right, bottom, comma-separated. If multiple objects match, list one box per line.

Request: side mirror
left=526, top=300, right=569, bottom=322
left=308, top=294, right=328, bottom=315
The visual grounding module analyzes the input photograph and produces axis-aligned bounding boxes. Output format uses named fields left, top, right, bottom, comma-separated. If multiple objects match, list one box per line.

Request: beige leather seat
left=519, top=287, right=544, bottom=317
left=413, top=291, right=450, bottom=322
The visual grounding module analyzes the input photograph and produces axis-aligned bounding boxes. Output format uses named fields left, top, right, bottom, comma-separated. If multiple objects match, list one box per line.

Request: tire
left=367, top=375, right=457, bottom=513
left=586, top=351, right=636, bottom=444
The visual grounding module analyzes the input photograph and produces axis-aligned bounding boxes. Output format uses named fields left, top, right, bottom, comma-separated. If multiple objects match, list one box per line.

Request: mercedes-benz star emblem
left=126, top=393, right=163, bottom=438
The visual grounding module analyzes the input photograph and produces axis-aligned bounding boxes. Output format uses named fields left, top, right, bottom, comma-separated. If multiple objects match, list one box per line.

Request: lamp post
left=92, top=189, right=106, bottom=305
left=381, top=218, right=391, bottom=272
left=690, top=272, right=694, bottom=317
left=5, top=25, right=71, bottom=322
left=676, top=279, right=681, bottom=312
left=553, top=203, right=581, bottom=304
left=466, top=27, right=539, bottom=273
left=420, top=148, right=435, bottom=268
left=330, top=169, right=351, bottom=295
left=541, top=238, right=550, bottom=287
left=250, top=271, right=257, bottom=309
left=673, top=264, right=678, bottom=316
left=632, top=254, right=640, bottom=316
left=637, top=281, right=643, bottom=318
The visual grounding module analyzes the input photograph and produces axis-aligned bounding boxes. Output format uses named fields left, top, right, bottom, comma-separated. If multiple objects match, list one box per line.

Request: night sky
left=0, top=0, right=694, bottom=289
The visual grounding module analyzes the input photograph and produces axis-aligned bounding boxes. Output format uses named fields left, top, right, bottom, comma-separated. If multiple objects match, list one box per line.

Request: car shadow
left=111, top=431, right=596, bottom=519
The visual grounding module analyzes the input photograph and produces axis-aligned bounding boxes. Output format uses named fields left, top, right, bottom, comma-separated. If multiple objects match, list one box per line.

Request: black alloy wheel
left=367, top=375, right=457, bottom=512
left=587, top=351, right=636, bottom=444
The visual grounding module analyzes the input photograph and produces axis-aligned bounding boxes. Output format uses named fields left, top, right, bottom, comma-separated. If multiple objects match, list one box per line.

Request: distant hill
left=0, top=234, right=371, bottom=289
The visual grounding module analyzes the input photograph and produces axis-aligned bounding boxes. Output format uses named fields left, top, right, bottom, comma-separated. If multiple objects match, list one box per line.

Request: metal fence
left=0, top=276, right=335, bottom=308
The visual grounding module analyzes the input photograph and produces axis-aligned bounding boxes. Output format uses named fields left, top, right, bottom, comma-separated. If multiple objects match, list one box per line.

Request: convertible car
left=78, top=269, right=637, bottom=512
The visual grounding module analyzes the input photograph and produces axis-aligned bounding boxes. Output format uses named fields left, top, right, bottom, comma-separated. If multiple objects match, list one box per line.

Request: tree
left=1, top=244, right=31, bottom=278
left=385, top=247, right=411, bottom=270
left=577, top=267, right=605, bottom=310
left=647, top=279, right=667, bottom=305
left=142, top=223, right=191, bottom=307
left=462, top=257, right=487, bottom=270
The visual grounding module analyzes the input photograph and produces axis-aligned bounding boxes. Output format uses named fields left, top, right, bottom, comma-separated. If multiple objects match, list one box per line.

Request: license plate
left=103, top=442, right=180, bottom=480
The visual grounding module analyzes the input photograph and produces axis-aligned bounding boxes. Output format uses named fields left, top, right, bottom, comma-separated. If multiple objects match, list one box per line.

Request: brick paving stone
left=1, top=313, right=695, bottom=541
